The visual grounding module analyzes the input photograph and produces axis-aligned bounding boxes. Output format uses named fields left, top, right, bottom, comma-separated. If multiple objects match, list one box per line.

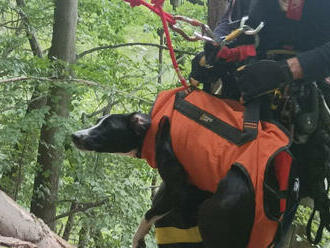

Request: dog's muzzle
left=72, top=131, right=90, bottom=150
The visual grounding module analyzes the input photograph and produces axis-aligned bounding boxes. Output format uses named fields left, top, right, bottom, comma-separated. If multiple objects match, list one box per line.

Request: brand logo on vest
left=199, top=113, right=214, bottom=123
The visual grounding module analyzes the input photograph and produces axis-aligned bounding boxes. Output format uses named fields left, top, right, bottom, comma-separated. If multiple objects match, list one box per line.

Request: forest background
left=0, top=0, right=328, bottom=247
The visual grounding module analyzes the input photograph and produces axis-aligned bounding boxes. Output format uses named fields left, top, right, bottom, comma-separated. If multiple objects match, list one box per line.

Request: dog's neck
left=117, top=129, right=148, bottom=159
left=116, top=149, right=139, bottom=158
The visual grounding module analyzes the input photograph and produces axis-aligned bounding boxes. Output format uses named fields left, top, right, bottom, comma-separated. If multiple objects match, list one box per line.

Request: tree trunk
left=30, top=0, right=78, bottom=231
left=0, top=190, right=75, bottom=248
left=207, top=0, right=226, bottom=31
left=0, top=0, right=46, bottom=200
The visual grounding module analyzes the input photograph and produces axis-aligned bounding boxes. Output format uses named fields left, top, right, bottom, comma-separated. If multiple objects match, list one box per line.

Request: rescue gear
left=141, top=87, right=293, bottom=248
left=236, top=60, right=293, bottom=103
left=189, top=52, right=231, bottom=87
left=153, top=184, right=210, bottom=247
left=202, top=16, right=263, bottom=66
left=217, top=44, right=256, bottom=62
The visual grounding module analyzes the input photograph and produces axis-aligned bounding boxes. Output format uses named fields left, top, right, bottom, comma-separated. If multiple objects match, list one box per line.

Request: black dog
left=72, top=112, right=255, bottom=248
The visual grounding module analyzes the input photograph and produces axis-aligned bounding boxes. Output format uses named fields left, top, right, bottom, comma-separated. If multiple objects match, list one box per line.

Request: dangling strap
left=174, top=91, right=259, bottom=146
left=306, top=184, right=330, bottom=244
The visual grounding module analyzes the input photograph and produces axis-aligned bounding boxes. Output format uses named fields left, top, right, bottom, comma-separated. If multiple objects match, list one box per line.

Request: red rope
left=123, top=0, right=188, bottom=88
left=158, top=6, right=188, bottom=87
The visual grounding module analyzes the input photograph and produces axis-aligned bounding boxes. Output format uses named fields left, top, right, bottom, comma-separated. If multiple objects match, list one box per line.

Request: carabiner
left=240, top=16, right=264, bottom=35
left=169, top=15, right=217, bottom=43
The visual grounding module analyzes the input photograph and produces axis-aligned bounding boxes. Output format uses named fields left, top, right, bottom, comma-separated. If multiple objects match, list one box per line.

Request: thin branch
left=0, top=19, right=22, bottom=27
left=85, top=100, right=119, bottom=118
left=16, top=0, right=43, bottom=57
left=0, top=76, right=31, bottom=84
left=1, top=25, right=22, bottom=30
left=0, top=76, right=98, bottom=86
left=77, top=42, right=196, bottom=59
left=54, top=199, right=108, bottom=220
left=0, top=76, right=154, bottom=105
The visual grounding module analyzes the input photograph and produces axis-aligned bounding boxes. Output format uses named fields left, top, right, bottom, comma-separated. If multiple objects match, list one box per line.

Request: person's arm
left=235, top=42, right=330, bottom=103
left=213, top=0, right=251, bottom=41
left=287, top=57, right=304, bottom=80
left=293, top=41, right=330, bottom=81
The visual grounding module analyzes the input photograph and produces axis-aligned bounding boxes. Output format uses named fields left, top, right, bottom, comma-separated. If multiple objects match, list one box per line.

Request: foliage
left=294, top=205, right=330, bottom=247
left=0, top=0, right=205, bottom=247
left=1, top=0, right=328, bottom=247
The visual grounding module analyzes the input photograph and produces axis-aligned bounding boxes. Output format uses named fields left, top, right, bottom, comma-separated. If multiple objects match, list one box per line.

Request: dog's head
left=72, top=112, right=151, bottom=154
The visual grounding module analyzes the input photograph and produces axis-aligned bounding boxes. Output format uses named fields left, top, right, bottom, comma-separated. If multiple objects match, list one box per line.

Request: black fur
left=72, top=112, right=255, bottom=248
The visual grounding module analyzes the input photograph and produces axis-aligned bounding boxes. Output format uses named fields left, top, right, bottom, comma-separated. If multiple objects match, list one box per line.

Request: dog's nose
left=71, top=132, right=83, bottom=146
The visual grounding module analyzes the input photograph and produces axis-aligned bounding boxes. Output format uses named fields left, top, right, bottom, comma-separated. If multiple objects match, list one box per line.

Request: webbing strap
left=306, top=192, right=330, bottom=244
left=174, top=91, right=259, bottom=146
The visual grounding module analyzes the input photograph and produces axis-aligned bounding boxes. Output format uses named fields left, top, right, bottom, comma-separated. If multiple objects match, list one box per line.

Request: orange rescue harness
left=141, top=88, right=292, bottom=248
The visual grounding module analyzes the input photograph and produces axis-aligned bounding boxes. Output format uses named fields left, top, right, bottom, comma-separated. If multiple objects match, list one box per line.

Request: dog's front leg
left=133, top=183, right=171, bottom=248
left=132, top=211, right=168, bottom=248
left=132, top=117, right=189, bottom=248
left=132, top=181, right=174, bottom=248
left=154, top=116, right=189, bottom=216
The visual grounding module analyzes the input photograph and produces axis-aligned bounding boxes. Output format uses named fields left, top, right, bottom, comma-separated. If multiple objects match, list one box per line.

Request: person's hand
left=189, top=51, right=228, bottom=87
left=204, top=32, right=257, bottom=65
left=235, top=60, right=294, bottom=103
left=189, top=32, right=258, bottom=88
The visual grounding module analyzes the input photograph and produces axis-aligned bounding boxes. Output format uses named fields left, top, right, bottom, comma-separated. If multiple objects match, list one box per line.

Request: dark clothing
left=211, top=1, right=330, bottom=246
left=214, top=0, right=330, bottom=81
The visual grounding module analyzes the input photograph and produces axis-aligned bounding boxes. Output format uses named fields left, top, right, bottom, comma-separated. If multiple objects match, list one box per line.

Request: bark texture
left=0, top=190, right=75, bottom=248
left=207, top=0, right=226, bottom=31
left=30, top=0, right=78, bottom=230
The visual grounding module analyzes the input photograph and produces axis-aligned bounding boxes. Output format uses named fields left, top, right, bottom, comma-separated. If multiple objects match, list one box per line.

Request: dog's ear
left=129, top=113, right=151, bottom=136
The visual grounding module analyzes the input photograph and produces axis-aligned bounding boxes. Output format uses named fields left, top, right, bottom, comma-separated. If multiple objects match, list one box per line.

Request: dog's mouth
left=71, top=132, right=95, bottom=151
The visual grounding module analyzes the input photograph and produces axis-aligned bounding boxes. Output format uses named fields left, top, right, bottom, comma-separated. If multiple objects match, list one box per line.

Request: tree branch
left=0, top=76, right=98, bottom=86
left=0, top=19, right=22, bottom=27
left=77, top=42, right=196, bottom=59
left=54, top=199, right=108, bottom=220
left=0, top=76, right=154, bottom=104
left=85, top=100, right=120, bottom=119
left=16, top=0, right=43, bottom=57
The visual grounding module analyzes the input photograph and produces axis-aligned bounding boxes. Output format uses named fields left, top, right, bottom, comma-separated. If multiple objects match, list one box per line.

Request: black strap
left=264, top=183, right=288, bottom=200
left=306, top=187, right=330, bottom=244
left=174, top=91, right=259, bottom=146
